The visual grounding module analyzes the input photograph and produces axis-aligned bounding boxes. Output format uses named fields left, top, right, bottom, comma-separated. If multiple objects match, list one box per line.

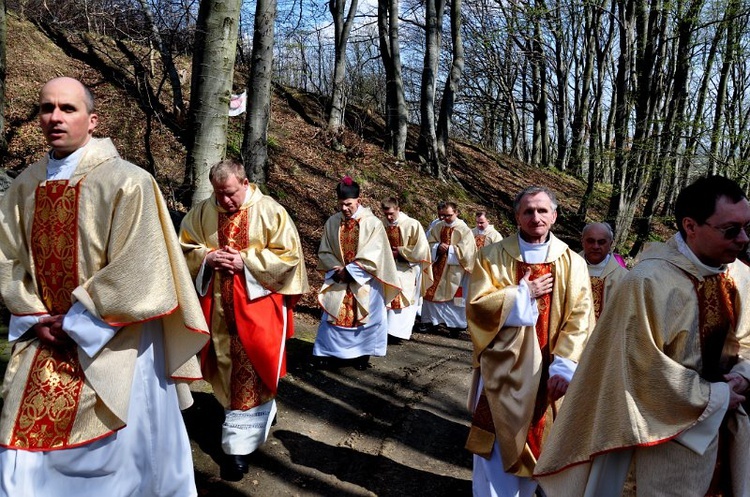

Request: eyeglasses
left=704, top=222, right=750, bottom=240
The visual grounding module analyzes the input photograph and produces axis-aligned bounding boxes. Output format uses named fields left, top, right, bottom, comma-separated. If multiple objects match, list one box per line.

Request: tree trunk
left=436, top=0, right=464, bottom=167
left=377, top=0, right=407, bottom=159
left=136, top=0, right=185, bottom=118
left=241, top=0, right=277, bottom=184
left=327, top=0, right=359, bottom=133
left=708, top=0, right=737, bottom=175
left=570, top=2, right=597, bottom=178
left=184, top=0, right=241, bottom=206
left=418, top=0, right=446, bottom=177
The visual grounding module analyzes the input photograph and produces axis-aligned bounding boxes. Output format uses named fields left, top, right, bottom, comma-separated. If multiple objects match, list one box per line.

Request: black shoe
left=354, top=355, right=371, bottom=370
left=448, top=327, right=465, bottom=339
left=220, top=454, right=249, bottom=481
left=387, top=335, right=404, bottom=345
left=310, top=356, right=329, bottom=369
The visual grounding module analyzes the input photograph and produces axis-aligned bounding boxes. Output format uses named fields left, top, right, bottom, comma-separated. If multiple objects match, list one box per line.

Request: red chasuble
left=9, top=181, right=88, bottom=449
left=199, top=208, right=294, bottom=404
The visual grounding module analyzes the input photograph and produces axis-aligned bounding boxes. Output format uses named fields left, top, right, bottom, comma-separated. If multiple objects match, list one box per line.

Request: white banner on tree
left=229, top=90, right=247, bottom=116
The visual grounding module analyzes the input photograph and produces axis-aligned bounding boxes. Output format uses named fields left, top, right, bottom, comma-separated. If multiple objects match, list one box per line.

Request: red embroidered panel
left=386, top=225, right=402, bottom=249
left=692, top=273, right=737, bottom=382
left=229, top=335, right=272, bottom=410
left=516, top=261, right=553, bottom=459
left=386, top=226, right=405, bottom=309
left=424, top=226, right=454, bottom=301
left=474, top=234, right=487, bottom=249
left=32, top=181, right=78, bottom=316
left=333, top=218, right=360, bottom=327
left=218, top=209, right=250, bottom=336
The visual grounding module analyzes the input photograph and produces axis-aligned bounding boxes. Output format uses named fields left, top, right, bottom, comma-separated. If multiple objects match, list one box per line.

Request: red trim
left=534, top=431, right=688, bottom=477
left=105, top=304, right=208, bottom=334
left=0, top=427, right=120, bottom=452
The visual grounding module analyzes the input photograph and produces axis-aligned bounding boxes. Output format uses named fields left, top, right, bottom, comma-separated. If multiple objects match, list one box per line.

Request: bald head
left=38, top=77, right=98, bottom=158
left=581, top=222, right=614, bottom=265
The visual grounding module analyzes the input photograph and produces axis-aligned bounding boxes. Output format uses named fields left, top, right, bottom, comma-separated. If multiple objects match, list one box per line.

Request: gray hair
left=582, top=222, right=614, bottom=241
left=209, top=159, right=247, bottom=183
left=513, top=186, right=559, bottom=213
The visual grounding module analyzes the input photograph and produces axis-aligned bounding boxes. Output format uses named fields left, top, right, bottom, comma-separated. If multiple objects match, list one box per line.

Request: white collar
left=47, top=147, right=86, bottom=180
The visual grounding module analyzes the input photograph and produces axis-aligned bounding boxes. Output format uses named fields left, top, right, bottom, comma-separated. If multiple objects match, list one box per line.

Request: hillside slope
left=2, top=13, right=614, bottom=313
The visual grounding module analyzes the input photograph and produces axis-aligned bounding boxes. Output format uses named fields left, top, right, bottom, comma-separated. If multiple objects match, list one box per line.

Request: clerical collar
left=586, top=253, right=610, bottom=277
left=475, top=225, right=492, bottom=235
left=518, top=234, right=550, bottom=264
left=675, top=232, right=726, bottom=276
left=444, top=218, right=459, bottom=227
left=345, top=204, right=363, bottom=220
left=47, top=147, right=86, bottom=180
left=388, top=211, right=401, bottom=226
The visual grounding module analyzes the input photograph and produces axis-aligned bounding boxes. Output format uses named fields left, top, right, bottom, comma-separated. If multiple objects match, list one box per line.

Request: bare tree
left=435, top=0, right=463, bottom=168
left=378, top=0, right=407, bottom=159
left=242, top=0, right=277, bottom=184
left=417, top=0, right=446, bottom=177
left=327, top=0, right=359, bottom=133
left=184, top=0, right=241, bottom=206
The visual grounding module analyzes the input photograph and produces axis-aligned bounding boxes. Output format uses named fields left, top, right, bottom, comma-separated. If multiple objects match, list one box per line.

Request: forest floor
left=186, top=313, right=475, bottom=497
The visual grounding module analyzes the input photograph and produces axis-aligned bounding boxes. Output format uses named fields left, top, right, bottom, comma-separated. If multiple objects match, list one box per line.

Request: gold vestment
left=180, top=184, right=309, bottom=409
left=536, top=237, right=750, bottom=496
left=424, top=219, right=476, bottom=302
left=383, top=212, right=433, bottom=308
left=0, top=138, right=208, bottom=449
left=466, top=233, right=593, bottom=476
left=317, top=208, right=400, bottom=325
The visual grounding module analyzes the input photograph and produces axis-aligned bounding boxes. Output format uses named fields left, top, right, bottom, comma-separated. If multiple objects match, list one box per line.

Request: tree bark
left=418, top=0, right=446, bottom=177
left=327, top=0, right=359, bottom=133
left=377, top=0, right=407, bottom=159
left=436, top=0, right=464, bottom=167
left=242, top=0, right=277, bottom=184
left=184, top=0, right=241, bottom=206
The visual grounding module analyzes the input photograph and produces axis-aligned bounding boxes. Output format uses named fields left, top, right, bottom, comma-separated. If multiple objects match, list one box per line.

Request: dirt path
left=186, top=313, right=475, bottom=496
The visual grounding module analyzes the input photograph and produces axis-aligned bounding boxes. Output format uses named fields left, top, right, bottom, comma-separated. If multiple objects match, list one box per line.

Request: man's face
left=685, top=196, right=750, bottom=267
left=211, top=174, right=249, bottom=213
left=582, top=225, right=613, bottom=265
left=339, top=198, right=361, bottom=219
left=476, top=215, right=489, bottom=230
left=38, top=78, right=98, bottom=159
left=440, top=207, right=457, bottom=224
left=382, top=206, right=400, bottom=224
left=515, top=192, right=557, bottom=242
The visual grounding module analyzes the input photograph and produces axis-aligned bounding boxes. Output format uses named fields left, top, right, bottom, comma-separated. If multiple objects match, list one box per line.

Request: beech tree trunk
left=436, top=0, right=464, bottom=167
left=184, top=0, right=241, bottom=206
left=418, top=0, right=446, bottom=177
left=377, top=0, right=407, bottom=159
left=242, top=0, right=277, bottom=184
left=327, top=0, right=359, bottom=133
